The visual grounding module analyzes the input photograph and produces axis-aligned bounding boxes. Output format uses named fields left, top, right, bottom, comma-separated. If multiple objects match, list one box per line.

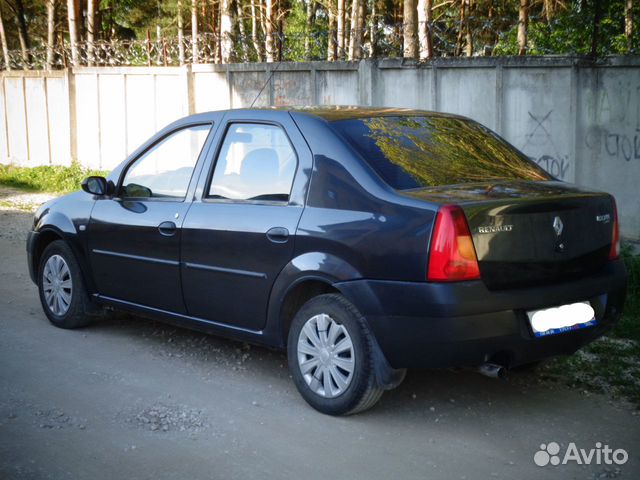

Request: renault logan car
left=27, top=107, right=627, bottom=415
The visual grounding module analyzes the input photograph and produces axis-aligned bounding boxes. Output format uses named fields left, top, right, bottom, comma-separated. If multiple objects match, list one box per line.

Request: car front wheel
left=287, top=293, right=383, bottom=415
left=38, top=240, right=95, bottom=329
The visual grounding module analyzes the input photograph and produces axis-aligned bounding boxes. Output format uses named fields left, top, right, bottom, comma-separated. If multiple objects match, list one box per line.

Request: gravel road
left=0, top=188, right=638, bottom=480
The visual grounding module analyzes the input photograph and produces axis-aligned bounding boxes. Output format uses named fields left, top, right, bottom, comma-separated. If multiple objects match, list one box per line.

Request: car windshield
left=331, top=115, right=552, bottom=190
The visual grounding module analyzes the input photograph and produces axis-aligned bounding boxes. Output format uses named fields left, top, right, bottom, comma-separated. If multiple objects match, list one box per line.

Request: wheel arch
left=31, top=225, right=97, bottom=295
left=265, top=251, right=363, bottom=346
left=32, top=227, right=65, bottom=277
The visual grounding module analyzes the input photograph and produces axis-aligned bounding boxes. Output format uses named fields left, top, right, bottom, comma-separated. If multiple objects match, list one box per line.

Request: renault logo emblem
left=553, top=216, right=564, bottom=236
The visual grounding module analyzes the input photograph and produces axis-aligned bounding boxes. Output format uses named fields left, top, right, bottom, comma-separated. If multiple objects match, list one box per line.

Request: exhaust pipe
left=478, top=363, right=506, bottom=379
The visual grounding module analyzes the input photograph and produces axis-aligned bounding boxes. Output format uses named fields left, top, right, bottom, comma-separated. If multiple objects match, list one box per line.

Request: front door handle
left=158, top=221, right=177, bottom=236
left=266, top=227, right=289, bottom=243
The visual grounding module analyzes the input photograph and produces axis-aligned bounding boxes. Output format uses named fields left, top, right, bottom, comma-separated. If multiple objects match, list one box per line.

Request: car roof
left=216, top=106, right=467, bottom=122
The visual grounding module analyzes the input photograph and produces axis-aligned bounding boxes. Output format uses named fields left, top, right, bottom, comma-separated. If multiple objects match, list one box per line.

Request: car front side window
left=122, top=124, right=211, bottom=199
left=208, top=123, right=297, bottom=202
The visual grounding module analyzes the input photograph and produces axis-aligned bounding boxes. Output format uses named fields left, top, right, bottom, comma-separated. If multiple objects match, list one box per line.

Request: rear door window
left=331, top=116, right=551, bottom=190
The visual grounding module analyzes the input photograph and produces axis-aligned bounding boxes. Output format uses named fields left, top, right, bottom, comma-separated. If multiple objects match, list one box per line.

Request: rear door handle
left=266, top=227, right=289, bottom=243
left=158, top=221, right=177, bottom=236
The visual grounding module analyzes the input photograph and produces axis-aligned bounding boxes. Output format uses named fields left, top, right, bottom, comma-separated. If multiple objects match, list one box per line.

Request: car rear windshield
left=331, top=115, right=552, bottom=190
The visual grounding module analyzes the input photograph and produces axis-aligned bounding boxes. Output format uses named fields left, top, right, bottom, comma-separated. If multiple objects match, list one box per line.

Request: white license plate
left=527, top=301, right=597, bottom=338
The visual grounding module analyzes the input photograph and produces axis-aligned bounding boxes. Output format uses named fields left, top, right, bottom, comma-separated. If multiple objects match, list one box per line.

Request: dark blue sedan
left=27, top=107, right=627, bottom=415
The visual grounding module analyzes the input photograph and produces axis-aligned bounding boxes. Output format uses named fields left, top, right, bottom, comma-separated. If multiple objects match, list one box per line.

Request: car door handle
left=158, top=221, right=177, bottom=236
left=266, top=227, right=289, bottom=243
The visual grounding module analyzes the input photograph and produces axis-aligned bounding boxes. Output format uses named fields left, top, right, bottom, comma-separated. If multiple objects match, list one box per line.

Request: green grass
left=614, top=246, right=640, bottom=342
left=0, top=164, right=108, bottom=194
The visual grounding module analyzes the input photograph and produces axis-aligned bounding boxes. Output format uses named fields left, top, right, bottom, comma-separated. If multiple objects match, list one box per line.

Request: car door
left=181, top=111, right=311, bottom=331
left=88, top=122, right=213, bottom=313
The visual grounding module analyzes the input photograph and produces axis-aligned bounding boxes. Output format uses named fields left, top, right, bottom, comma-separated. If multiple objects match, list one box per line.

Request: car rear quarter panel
left=290, top=112, right=438, bottom=282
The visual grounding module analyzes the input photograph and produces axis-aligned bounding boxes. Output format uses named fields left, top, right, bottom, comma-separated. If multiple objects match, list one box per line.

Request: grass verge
left=0, top=164, right=108, bottom=194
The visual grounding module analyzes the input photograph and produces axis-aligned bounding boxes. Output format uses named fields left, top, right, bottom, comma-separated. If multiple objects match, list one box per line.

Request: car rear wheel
left=287, top=293, right=383, bottom=415
left=38, top=240, right=95, bottom=329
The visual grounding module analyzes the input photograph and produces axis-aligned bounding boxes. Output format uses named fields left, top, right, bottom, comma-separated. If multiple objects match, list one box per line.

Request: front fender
left=36, top=210, right=77, bottom=235
left=30, top=194, right=96, bottom=293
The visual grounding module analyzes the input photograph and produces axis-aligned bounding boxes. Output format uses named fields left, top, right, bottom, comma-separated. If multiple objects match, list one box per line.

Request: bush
left=0, top=164, right=108, bottom=194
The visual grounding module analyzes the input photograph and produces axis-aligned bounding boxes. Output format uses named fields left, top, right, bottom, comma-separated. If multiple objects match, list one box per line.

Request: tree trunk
left=418, top=0, right=433, bottom=59
left=464, top=0, right=472, bottom=57
left=369, top=0, right=377, bottom=58
left=13, top=0, right=31, bottom=66
left=625, top=0, right=634, bottom=52
left=67, top=0, right=80, bottom=66
left=265, top=0, right=275, bottom=61
left=403, top=0, right=418, bottom=58
left=220, top=0, right=232, bottom=63
left=177, top=0, right=185, bottom=64
left=276, top=0, right=284, bottom=61
left=327, top=1, right=337, bottom=60
left=348, top=0, right=362, bottom=59
left=211, top=0, right=220, bottom=63
left=590, top=0, right=603, bottom=58
left=87, top=0, right=96, bottom=65
left=454, top=0, right=465, bottom=56
left=0, top=9, right=10, bottom=70
left=258, top=0, right=267, bottom=48
left=251, top=0, right=263, bottom=61
left=305, top=0, right=317, bottom=60
left=192, top=0, right=199, bottom=63
left=517, top=0, right=529, bottom=56
left=46, top=0, right=56, bottom=69
left=348, top=0, right=360, bottom=60
left=235, top=0, right=249, bottom=61
left=358, top=0, right=364, bottom=54
left=337, top=0, right=345, bottom=59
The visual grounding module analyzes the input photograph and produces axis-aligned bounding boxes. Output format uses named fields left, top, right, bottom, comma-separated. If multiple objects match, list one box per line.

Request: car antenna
left=250, top=59, right=284, bottom=108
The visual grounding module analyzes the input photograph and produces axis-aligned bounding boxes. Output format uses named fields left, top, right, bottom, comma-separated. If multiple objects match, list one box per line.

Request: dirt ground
left=0, top=188, right=638, bottom=480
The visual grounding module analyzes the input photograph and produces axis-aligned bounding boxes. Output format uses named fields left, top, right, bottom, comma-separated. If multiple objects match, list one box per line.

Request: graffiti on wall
left=521, top=110, right=572, bottom=180
left=583, top=83, right=640, bottom=164
left=585, top=127, right=640, bottom=162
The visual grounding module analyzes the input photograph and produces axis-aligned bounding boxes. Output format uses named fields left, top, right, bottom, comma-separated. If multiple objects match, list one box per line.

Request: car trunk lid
left=402, top=181, right=616, bottom=290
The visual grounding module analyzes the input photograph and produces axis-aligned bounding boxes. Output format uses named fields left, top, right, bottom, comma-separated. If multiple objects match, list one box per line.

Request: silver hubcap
left=297, top=314, right=355, bottom=398
left=42, top=254, right=72, bottom=316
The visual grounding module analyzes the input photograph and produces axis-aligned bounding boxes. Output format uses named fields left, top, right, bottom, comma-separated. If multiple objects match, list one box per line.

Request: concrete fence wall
left=0, top=57, right=639, bottom=238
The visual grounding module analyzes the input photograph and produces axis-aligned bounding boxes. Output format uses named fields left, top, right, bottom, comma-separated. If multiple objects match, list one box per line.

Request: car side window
left=208, top=123, right=297, bottom=202
left=122, top=124, right=211, bottom=199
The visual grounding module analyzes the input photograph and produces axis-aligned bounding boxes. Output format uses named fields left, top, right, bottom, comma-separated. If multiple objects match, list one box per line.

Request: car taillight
left=427, top=205, right=481, bottom=282
left=609, top=198, right=620, bottom=260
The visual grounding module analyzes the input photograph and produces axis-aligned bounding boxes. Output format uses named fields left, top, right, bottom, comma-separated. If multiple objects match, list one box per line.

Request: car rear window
left=331, top=116, right=551, bottom=190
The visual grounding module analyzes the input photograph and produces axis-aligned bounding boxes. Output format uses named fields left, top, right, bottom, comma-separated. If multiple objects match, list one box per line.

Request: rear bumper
left=336, top=260, right=627, bottom=369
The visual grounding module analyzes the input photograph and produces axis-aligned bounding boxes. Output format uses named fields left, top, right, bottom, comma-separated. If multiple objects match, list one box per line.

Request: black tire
left=38, top=240, right=96, bottom=329
left=287, top=293, right=383, bottom=415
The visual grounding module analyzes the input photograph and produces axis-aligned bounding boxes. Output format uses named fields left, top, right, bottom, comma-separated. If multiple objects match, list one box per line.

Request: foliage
left=495, top=1, right=640, bottom=56
left=615, top=245, right=640, bottom=342
left=0, top=0, right=637, bottom=67
left=0, top=164, right=108, bottom=194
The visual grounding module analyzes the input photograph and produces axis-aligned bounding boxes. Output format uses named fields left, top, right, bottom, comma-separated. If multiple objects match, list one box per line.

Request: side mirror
left=81, top=176, right=109, bottom=196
